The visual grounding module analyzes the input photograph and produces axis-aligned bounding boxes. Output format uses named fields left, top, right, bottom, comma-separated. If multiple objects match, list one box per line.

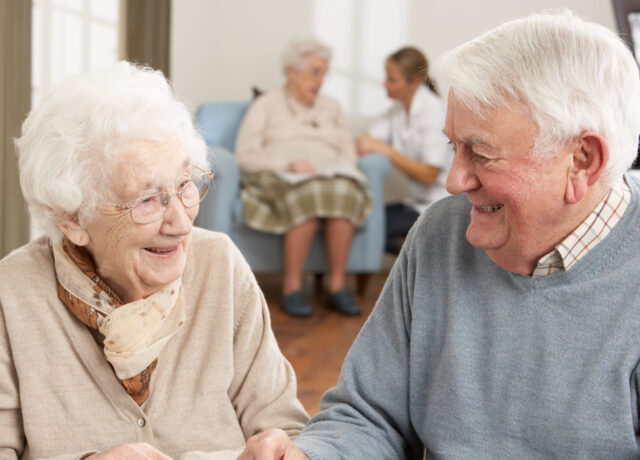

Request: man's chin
left=466, top=228, right=506, bottom=252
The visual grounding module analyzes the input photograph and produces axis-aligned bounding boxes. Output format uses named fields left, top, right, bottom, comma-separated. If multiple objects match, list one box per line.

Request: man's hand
left=237, top=429, right=309, bottom=460
left=287, top=160, right=316, bottom=174
left=86, top=443, right=173, bottom=460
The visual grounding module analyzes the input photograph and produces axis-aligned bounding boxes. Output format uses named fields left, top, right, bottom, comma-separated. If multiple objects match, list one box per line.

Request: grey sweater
left=295, top=175, right=640, bottom=459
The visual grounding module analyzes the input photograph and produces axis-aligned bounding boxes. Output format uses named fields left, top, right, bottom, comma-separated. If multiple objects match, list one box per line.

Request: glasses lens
left=181, top=172, right=211, bottom=207
left=127, top=170, right=212, bottom=224
left=131, top=193, right=164, bottom=224
left=198, top=174, right=211, bottom=200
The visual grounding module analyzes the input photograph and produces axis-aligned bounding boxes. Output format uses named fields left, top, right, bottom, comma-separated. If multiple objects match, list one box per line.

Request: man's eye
left=470, top=151, right=489, bottom=162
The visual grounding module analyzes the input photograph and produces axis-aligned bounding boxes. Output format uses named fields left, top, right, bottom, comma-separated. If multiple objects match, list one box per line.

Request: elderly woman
left=235, top=39, right=371, bottom=317
left=0, top=62, right=308, bottom=459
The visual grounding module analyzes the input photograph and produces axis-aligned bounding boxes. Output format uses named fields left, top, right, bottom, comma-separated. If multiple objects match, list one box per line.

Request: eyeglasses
left=106, top=166, right=214, bottom=224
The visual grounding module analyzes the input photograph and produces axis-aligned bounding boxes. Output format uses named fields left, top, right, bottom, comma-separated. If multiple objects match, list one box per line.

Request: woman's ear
left=409, top=76, right=423, bottom=91
left=57, top=213, right=89, bottom=246
left=564, top=131, right=609, bottom=204
left=285, top=65, right=296, bottom=81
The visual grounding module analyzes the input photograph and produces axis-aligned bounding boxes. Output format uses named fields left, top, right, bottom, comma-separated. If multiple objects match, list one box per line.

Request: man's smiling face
left=444, top=90, right=575, bottom=272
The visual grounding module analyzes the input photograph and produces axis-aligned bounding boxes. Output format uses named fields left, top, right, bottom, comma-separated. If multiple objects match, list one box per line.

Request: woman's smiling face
left=79, top=137, right=198, bottom=302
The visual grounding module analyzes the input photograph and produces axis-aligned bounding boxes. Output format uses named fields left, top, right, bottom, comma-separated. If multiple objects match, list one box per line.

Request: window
left=312, top=0, right=408, bottom=125
left=30, top=0, right=120, bottom=238
left=32, top=0, right=120, bottom=108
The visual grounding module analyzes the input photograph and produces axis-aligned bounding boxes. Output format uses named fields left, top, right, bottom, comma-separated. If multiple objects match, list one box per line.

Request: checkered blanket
left=241, top=172, right=372, bottom=234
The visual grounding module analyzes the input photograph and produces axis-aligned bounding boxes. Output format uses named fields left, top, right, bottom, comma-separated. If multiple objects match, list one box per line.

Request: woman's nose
left=161, top=195, right=193, bottom=233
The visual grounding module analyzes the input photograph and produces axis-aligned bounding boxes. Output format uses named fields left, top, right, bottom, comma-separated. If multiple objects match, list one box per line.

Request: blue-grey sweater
left=295, top=175, right=640, bottom=459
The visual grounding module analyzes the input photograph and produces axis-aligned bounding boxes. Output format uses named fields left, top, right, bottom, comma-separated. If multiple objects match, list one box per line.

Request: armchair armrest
left=357, top=153, right=391, bottom=204
left=195, top=146, right=240, bottom=234
left=350, top=153, right=391, bottom=270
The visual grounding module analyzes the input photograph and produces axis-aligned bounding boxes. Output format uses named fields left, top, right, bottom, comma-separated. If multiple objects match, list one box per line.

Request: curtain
left=0, top=0, right=31, bottom=258
left=123, top=0, right=171, bottom=78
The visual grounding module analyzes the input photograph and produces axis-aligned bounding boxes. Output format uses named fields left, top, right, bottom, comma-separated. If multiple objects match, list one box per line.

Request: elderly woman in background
left=0, top=62, right=308, bottom=459
left=357, top=47, right=451, bottom=254
left=235, top=39, right=371, bottom=317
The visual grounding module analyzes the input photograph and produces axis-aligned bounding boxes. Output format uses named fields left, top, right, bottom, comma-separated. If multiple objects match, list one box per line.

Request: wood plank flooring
left=256, top=272, right=389, bottom=415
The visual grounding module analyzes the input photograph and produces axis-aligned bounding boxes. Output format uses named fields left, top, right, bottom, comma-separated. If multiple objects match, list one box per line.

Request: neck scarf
left=53, top=239, right=185, bottom=405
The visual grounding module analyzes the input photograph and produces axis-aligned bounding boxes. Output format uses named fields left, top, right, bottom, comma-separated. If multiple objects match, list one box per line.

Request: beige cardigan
left=0, top=228, right=308, bottom=459
left=235, top=89, right=358, bottom=174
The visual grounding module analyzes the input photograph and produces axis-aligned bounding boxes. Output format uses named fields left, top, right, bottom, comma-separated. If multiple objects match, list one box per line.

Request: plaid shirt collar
left=532, top=178, right=630, bottom=278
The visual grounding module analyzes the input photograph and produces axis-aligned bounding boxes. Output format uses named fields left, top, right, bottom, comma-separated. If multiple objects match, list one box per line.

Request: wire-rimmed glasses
left=106, top=166, right=214, bottom=224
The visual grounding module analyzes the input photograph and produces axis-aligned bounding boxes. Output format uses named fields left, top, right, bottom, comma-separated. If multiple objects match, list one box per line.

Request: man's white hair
left=432, top=9, right=640, bottom=185
left=281, top=38, right=331, bottom=72
left=15, top=61, right=208, bottom=242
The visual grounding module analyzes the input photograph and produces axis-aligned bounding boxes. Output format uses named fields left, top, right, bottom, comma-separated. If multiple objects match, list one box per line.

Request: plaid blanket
left=241, top=172, right=372, bottom=234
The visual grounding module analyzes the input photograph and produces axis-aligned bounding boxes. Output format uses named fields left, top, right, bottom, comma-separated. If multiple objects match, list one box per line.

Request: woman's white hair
left=15, top=61, right=208, bottom=242
left=432, top=9, right=640, bottom=185
left=281, top=38, right=332, bottom=72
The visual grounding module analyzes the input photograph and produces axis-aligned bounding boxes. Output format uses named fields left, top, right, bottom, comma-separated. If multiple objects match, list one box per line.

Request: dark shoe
left=282, top=291, right=312, bottom=317
left=326, top=289, right=361, bottom=316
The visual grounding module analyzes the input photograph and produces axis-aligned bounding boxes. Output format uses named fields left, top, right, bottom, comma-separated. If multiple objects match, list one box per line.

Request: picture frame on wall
left=612, top=0, right=640, bottom=62
left=611, top=0, right=640, bottom=167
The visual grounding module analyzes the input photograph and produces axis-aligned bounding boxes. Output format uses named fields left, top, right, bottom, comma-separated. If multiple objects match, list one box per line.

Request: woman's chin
left=137, top=253, right=187, bottom=294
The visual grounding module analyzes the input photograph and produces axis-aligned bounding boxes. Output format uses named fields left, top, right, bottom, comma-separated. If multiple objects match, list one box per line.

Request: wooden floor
left=257, top=271, right=389, bottom=415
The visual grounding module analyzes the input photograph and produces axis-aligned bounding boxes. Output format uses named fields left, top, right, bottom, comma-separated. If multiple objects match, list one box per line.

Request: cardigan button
left=137, top=418, right=146, bottom=428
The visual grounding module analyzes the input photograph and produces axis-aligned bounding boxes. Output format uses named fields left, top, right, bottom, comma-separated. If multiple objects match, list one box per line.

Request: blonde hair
left=388, top=46, right=438, bottom=95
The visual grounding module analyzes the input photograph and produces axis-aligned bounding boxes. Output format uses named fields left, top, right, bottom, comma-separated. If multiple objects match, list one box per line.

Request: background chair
left=195, top=101, right=391, bottom=290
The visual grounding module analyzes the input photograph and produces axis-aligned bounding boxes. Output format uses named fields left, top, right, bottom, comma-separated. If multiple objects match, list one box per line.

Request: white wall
left=171, top=0, right=616, bottom=117
left=408, top=1, right=615, bottom=69
left=171, top=0, right=313, bottom=111
left=170, top=0, right=617, bottom=202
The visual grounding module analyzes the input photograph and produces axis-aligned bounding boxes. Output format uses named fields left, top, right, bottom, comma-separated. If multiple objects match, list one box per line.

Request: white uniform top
left=368, top=85, right=451, bottom=212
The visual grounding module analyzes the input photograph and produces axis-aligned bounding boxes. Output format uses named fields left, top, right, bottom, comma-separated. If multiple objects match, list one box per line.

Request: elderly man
left=238, top=10, right=640, bottom=459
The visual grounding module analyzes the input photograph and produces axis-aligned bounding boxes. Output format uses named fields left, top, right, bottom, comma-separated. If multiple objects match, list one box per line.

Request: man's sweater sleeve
left=293, top=243, right=424, bottom=459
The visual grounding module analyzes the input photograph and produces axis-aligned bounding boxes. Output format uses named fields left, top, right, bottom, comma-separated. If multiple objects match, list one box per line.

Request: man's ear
left=56, top=213, right=89, bottom=246
left=565, top=131, right=609, bottom=204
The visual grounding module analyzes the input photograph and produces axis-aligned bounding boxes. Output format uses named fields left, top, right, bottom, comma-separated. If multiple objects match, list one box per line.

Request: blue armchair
left=195, top=101, right=391, bottom=275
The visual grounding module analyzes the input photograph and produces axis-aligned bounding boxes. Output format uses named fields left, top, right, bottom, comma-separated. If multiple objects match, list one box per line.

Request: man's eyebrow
left=462, top=135, right=492, bottom=147
left=442, top=130, right=491, bottom=147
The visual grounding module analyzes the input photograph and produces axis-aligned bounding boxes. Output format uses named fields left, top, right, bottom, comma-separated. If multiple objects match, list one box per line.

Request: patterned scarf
left=53, top=239, right=185, bottom=405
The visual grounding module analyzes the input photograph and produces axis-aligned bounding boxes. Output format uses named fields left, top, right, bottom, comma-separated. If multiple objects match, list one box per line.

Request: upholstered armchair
left=195, top=101, right=391, bottom=280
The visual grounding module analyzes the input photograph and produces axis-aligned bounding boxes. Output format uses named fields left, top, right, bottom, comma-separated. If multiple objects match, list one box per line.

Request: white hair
left=281, top=38, right=332, bottom=72
left=15, top=61, right=208, bottom=242
left=432, top=9, right=640, bottom=185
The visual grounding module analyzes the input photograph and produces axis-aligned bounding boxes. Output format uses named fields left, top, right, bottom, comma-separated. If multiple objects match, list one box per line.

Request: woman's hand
left=237, top=429, right=309, bottom=460
left=356, top=134, right=388, bottom=156
left=86, top=443, right=173, bottom=460
left=287, top=160, right=316, bottom=174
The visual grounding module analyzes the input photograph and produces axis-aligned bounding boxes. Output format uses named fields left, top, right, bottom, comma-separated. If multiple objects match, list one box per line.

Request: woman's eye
left=140, top=195, right=158, bottom=205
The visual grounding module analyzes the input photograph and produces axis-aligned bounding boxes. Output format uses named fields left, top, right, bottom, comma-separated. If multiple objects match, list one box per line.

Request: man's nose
left=446, top=150, right=480, bottom=195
